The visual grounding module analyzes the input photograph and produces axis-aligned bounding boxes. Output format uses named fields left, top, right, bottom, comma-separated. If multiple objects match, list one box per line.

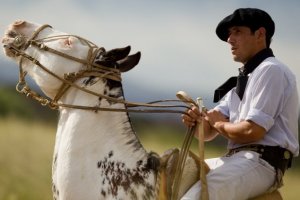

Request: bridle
left=4, top=24, right=194, bottom=114
left=3, top=24, right=207, bottom=200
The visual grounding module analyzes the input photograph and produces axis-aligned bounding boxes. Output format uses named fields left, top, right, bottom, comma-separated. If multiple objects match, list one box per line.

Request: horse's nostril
left=7, top=30, right=18, bottom=38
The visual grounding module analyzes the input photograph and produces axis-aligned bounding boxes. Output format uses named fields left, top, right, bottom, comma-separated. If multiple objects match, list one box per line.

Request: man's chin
left=232, top=55, right=243, bottom=63
left=232, top=55, right=239, bottom=62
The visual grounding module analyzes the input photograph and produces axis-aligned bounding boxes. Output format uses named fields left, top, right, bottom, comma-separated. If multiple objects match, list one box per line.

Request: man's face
left=227, top=26, right=259, bottom=64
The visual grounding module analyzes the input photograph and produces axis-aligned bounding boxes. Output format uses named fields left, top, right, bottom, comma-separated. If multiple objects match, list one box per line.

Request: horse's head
left=2, top=20, right=140, bottom=100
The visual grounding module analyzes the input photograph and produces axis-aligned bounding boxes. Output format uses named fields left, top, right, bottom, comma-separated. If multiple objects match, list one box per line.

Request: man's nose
left=227, top=34, right=234, bottom=44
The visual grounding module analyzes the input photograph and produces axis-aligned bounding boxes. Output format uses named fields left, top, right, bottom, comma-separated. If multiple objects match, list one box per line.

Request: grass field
left=0, top=117, right=299, bottom=200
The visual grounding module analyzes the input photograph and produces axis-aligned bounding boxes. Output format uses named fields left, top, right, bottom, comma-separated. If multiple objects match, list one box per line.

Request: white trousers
left=181, top=151, right=276, bottom=200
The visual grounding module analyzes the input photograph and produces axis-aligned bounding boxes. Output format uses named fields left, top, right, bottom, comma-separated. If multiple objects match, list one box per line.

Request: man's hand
left=182, top=106, right=219, bottom=141
left=182, top=106, right=201, bottom=127
left=203, top=109, right=229, bottom=130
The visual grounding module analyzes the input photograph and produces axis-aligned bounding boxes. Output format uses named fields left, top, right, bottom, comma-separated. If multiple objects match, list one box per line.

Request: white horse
left=2, top=20, right=203, bottom=200
left=2, top=20, right=282, bottom=200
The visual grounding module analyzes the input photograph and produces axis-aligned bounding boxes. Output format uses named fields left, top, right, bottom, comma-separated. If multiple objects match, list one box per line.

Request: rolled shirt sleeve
left=246, top=62, right=286, bottom=131
left=246, top=108, right=274, bottom=131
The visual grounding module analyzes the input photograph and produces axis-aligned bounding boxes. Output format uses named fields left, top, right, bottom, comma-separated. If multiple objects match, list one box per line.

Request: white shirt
left=215, top=57, right=299, bottom=156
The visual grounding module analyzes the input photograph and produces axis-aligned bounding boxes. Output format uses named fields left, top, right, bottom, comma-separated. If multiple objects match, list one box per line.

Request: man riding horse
left=181, top=8, right=299, bottom=200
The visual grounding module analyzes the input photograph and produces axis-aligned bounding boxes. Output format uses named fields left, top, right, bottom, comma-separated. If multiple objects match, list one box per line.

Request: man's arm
left=204, top=110, right=266, bottom=144
left=182, top=106, right=266, bottom=144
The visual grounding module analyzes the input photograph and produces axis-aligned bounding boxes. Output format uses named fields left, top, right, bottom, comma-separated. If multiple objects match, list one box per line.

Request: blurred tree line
left=0, top=85, right=299, bottom=168
left=0, top=86, right=58, bottom=123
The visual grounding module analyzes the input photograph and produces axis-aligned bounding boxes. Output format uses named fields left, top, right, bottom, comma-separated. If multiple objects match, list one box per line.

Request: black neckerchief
left=213, top=48, right=274, bottom=103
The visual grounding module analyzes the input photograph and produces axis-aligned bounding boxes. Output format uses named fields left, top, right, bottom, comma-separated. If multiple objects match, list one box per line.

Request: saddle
left=159, top=148, right=208, bottom=200
left=158, top=148, right=283, bottom=200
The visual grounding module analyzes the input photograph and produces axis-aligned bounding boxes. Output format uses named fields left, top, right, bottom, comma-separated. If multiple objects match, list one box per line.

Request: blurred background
left=0, top=0, right=299, bottom=199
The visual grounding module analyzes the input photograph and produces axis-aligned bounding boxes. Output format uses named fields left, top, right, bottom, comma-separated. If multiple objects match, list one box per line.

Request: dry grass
left=0, top=117, right=299, bottom=200
left=0, top=117, right=55, bottom=200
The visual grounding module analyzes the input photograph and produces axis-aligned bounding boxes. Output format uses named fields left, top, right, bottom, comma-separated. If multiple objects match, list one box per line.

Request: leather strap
left=227, top=144, right=293, bottom=174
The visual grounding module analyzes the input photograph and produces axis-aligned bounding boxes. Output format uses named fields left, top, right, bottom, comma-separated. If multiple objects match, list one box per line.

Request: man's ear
left=256, top=27, right=266, bottom=40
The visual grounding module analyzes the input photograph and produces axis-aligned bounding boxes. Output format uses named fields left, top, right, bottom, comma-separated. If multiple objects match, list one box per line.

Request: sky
left=0, top=0, right=299, bottom=107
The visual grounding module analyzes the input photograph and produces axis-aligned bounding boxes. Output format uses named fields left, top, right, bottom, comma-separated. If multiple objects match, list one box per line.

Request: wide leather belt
left=227, top=144, right=293, bottom=174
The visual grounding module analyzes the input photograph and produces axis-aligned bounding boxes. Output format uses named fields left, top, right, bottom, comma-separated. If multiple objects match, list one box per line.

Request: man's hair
left=248, top=27, right=272, bottom=47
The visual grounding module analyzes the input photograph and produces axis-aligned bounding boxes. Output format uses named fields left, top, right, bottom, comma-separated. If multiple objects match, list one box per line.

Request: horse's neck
left=51, top=81, right=160, bottom=200
left=55, top=81, right=148, bottom=166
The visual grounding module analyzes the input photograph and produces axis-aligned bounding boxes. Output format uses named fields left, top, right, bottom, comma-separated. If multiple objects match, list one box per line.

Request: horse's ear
left=105, top=46, right=131, bottom=61
left=117, top=52, right=141, bottom=72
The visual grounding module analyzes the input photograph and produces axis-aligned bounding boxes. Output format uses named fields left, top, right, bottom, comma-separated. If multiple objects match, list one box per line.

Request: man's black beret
left=216, top=8, right=275, bottom=41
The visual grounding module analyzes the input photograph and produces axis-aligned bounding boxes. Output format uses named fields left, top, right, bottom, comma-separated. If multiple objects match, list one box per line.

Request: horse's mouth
left=2, top=42, right=17, bottom=58
left=2, top=34, right=27, bottom=58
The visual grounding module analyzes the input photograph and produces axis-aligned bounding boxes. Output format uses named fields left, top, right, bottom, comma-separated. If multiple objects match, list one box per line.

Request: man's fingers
left=181, top=106, right=205, bottom=127
left=182, top=114, right=196, bottom=127
left=187, top=106, right=201, bottom=118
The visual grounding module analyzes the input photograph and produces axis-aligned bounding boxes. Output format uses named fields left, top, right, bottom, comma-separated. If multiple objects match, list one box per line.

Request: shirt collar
left=241, top=48, right=274, bottom=75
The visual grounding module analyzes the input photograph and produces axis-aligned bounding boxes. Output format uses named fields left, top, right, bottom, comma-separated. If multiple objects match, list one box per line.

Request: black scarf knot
left=213, top=48, right=274, bottom=103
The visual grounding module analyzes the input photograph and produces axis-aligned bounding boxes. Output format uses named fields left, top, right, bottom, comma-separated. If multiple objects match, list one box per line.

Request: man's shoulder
left=261, top=57, right=284, bottom=68
left=258, top=57, right=295, bottom=78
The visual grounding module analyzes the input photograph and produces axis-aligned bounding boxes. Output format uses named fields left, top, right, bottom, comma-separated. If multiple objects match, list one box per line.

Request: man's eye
left=229, top=30, right=240, bottom=35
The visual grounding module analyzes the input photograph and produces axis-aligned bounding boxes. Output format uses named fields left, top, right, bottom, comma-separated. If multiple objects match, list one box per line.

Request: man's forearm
left=213, top=120, right=266, bottom=144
